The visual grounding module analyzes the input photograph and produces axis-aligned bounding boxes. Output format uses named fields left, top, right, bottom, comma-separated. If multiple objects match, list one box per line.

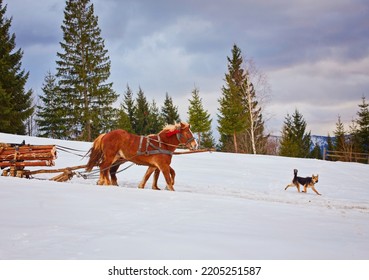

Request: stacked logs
left=0, top=143, right=57, bottom=169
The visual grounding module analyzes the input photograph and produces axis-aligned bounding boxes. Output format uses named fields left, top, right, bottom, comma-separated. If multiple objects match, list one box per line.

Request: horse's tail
left=86, top=133, right=106, bottom=172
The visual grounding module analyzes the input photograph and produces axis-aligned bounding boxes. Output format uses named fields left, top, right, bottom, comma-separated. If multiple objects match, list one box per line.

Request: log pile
left=0, top=144, right=57, bottom=168
left=0, top=143, right=57, bottom=177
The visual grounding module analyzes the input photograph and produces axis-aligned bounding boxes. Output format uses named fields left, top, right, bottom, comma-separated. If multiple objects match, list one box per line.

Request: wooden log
left=27, top=165, right=87, bottom=175
left=50, top=170, right=74, bottom=182
left=0, top=160, right=54, bottom=167
left=0, top=145, right=56, bottom=152
left=173, top=148, right=216, bottom=155
left=0, top=152, right=55, bottom=161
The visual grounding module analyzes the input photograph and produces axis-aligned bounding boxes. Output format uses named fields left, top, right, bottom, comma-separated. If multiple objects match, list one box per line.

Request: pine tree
left=355, top=96, right=369, bottom=154
left=36, top=71, right=67, bottom=139
left=333, top=115, right=357, bottom=161
left=187, top=87, right=212, bottom=147
left=116, top=109, right=132, bottom=132
left=201, top=129, right=216, bottom=149
left=279, top=109, right=311, bottom=158
left=217, top=44, right=248, bottom=153
left=56, top=0, right=118, bottom=141
left=309, top=143, right=322, bottom=159
left=161, top=92, right=180, bottom=125
left=0, top=0, right=33, bottom=134
left=122, top=84, right=136, bottom=130
left=147, top=99, right=164, bottom=134
left=134, top=87, right=150, bottom=135
left=334, top=115, right=346, bottom=153
left=0, top=85, right=12, bottom=130
left=326, top=133, right=334, bottom=160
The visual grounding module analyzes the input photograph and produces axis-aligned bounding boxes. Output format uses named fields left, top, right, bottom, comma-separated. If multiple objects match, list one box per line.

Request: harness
left=137, top=135, right=173, bottom=156
left=136, top=130, right=195, bottom=156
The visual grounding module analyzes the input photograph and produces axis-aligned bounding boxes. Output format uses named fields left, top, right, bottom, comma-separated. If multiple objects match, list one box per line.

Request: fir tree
left=326, top=133, right=334, bottom=160
left=201, top=129, right=216, bottom=149
left=355, top=96, right=369, bottom=154
left=279, top=109, right=311, bottom=158
left=310, top=143, right=322, bottom=159
left=56, top=0, right=118, bottom=141
left=36, top=71, right=67, bottom=139
left=147, top=99, right=164, bottom=134
left=121, top=84, right=136, bottom=131
left=334, top=115, right=346, bottom=152
left=116, top=109, right=132, bottom=132
left=217, top=44, right=248, bottom=153
left=187, top=87, right=212, bottom=147
left=161, top=92, right=180, bottom=125
left=134, top=87, right=150, bottom=135
left=0, top=0, right=33, bottom=134
left=0, top=85, right=12, bottom=130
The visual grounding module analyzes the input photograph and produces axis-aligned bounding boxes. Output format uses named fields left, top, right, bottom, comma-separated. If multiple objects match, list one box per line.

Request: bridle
left=166, top=129, right=196, bottom=149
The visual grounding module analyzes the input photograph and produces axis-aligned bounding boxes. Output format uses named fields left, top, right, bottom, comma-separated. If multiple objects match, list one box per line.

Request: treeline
left=277, top=97, right=369, bottom=162
left=1, top=0, right=368, bottom=161
left=326, top=97, right=369, bottom=162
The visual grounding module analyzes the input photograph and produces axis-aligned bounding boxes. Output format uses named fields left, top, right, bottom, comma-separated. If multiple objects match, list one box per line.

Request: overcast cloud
left=5, top=0, right=369, bottom=137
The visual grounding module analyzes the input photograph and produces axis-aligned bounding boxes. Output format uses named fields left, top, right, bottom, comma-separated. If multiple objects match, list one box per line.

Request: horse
left=85, top=122, right=198, bottom=191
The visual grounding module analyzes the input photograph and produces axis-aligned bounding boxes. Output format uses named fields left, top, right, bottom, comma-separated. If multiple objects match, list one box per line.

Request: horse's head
left=165, top=122, right=198, bottom=150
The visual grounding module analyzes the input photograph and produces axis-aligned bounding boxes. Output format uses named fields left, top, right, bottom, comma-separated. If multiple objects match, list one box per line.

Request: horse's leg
left=151, top=167, right=174, bottom=190
left=160, top=165, right=175, bottom=191
left=110, top=159, right=127, bottom=186
left=109, top=162, right=120, bottom=186
left=152, top=168, right=161, bottom=190
left=169, top=167, right=175, bottom=185
left=138, top=166, right=156, bottom=189
left=99, top=158, right=114, bottom=185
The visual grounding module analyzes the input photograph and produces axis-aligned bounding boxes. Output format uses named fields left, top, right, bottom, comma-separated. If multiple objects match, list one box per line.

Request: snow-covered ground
left=0, top=132, right=368, bottom=260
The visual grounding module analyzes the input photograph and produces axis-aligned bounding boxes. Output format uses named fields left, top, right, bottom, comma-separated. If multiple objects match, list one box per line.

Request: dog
left=285, top=169, right=321, bottom=195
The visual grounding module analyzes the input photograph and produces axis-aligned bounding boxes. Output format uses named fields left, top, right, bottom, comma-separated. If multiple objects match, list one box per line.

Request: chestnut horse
left=86, top=122, right=197, bottom=191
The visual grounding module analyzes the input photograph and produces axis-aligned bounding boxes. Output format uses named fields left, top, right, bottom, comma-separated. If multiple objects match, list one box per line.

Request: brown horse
left=86, top=122, right=197, bottom=191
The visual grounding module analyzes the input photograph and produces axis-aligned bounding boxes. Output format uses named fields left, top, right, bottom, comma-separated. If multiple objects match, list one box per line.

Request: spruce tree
left=279, top=109, right=311, bottom=158
left=334, top=115, right=346, bottom=153
left=56, top=0, right=118, bottom=141
left=201, top=129, right=216, bottom=149
left=134, top=87, right=150, bottom=135
left=187, top=87, right=212, bottom=147
left=355, top=96, right=369, bottom=154
left=217, top=44, right=248, bottom=153
left=309, top=143, right=322, bottom=159
left=147, top=99, right=164, bottom=134
left=161, top=92, right=180, bottom=125
left=121, top=84, right=136, bottom=131
left=36, top=71, right=67, bottom=139
left=0, top=0, right=33, bottom=134
left=116, top=109, right=132, bottom=132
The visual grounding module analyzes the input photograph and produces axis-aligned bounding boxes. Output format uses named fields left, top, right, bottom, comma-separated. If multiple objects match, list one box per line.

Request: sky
left=5, top=0, right=369, bottom=137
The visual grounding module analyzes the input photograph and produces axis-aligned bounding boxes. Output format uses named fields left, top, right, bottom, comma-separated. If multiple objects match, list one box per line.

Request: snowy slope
left=0, top=132, right=368, bottom=260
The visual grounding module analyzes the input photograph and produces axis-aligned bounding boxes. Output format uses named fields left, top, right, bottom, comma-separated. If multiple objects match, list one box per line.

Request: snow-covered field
left=0, top=132, right=368, bottom=260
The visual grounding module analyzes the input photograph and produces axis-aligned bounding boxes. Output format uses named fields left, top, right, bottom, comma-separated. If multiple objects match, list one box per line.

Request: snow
left=0, top=132, right=369, bottom=260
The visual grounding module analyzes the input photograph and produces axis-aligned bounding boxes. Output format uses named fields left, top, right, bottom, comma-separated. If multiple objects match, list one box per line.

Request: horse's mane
left=162, top=122, right=188, bottom=132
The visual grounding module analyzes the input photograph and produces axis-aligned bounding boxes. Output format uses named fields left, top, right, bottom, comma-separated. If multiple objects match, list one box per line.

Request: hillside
left=0, top=132, right=368, bottom=260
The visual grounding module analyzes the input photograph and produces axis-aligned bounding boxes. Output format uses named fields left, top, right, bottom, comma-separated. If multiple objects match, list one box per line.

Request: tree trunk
left=233, top=131, right=238, bottom=153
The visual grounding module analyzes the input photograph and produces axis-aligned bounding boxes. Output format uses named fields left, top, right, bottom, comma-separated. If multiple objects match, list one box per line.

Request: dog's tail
left=293, top=169, right=298, bottom=177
